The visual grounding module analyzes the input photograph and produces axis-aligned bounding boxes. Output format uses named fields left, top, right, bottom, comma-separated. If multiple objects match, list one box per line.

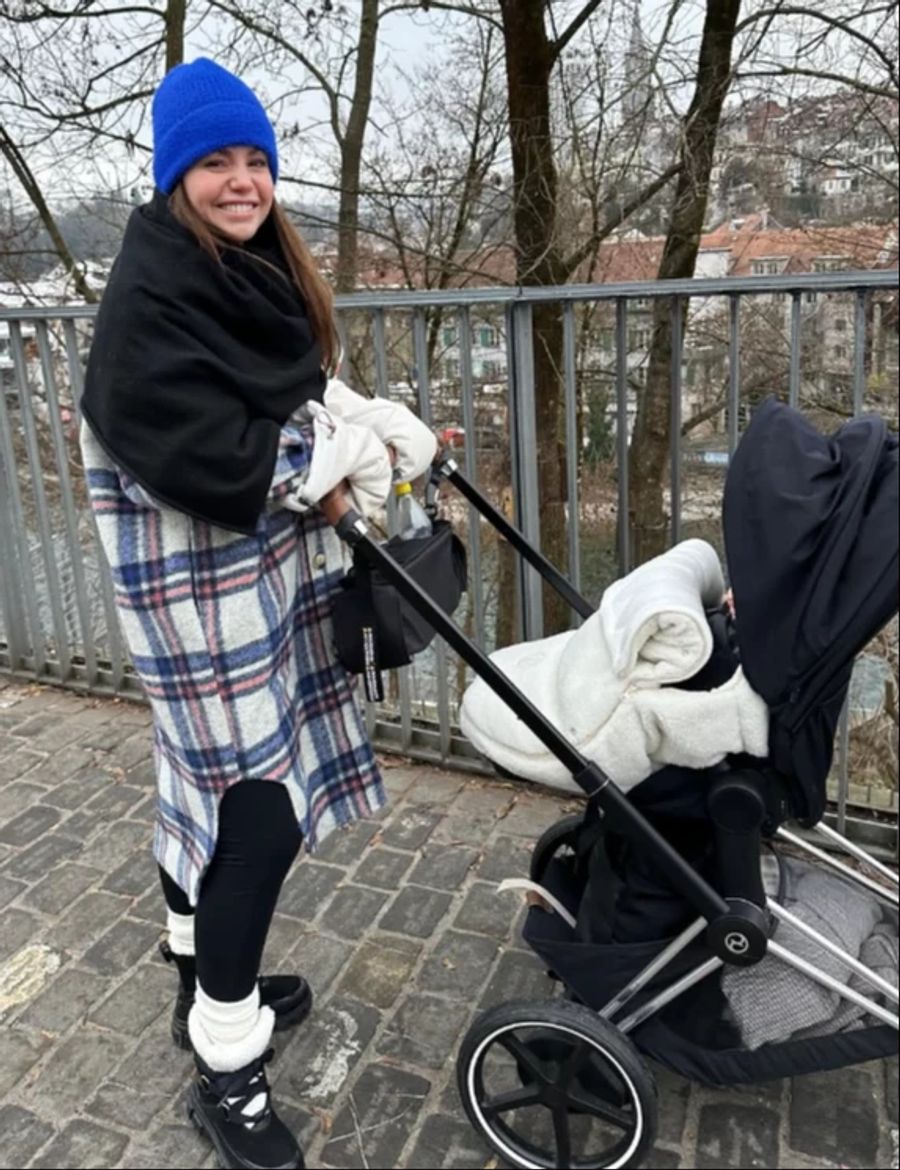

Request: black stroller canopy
left=723, top=397, right=899, bottom=823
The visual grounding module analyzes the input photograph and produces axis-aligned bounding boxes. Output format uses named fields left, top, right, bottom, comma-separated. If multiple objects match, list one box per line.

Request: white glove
left=324, top=378, right=437, bottom=483
left=282, top=401, right=392, bottom=518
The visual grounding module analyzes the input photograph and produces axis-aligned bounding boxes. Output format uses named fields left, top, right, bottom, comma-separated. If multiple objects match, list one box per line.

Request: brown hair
left=168, top=186, right=339, bottom=373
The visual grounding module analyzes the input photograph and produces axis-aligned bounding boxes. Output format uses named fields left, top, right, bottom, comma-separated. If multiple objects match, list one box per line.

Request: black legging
left=159, top=780, right=303, bottom=1001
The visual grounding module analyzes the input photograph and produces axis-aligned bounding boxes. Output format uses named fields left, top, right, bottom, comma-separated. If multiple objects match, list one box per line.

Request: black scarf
left=81, top=191, right=325, bottom=534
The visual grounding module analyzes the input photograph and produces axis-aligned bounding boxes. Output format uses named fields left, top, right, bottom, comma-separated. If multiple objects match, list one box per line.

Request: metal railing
left=1, top=269, right=898, bottom=850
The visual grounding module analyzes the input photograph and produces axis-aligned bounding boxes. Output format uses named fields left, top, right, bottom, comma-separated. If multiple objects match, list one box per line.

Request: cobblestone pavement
left=0, top=676, right=897, bottom=1170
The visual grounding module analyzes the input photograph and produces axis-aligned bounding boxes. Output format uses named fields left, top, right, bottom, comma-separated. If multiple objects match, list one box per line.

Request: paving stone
left=29, top=1118, right=129, bottom=1169
left=130, top=886, right=164, bottom=924
left=126, top=794, right=157, bottom=825
left=278, top=861, right=344, bottom=919
left=3, top=832, right=82, bottom=881
left=23, top=862, right=102, bottom=915
left=0, top=1026, right=51, bottom=1098
left=321, top=1062, right=431, bottom=1169
left=77, top=820, right=150, bottom=871
left=644, top=1150, right=683, bottom=1169
left=0, top=1102, right=54, bottom=1166
left=380, top=805, right=443, bottom=851
left=696, top=1102, right=780, bottom=1169
left=379, top=884, right=453, bottom=938
left=0, top=801, right=63, bottom=846
left=377, top=992, right=471, bottom=1069
left=83, top=782, right=146, bottom=821
left=0, top=779, right=47, bottom=823
left=90, top=962, right=171, bottom=1035
left=316, top=818, right=380, bottom=866
left=47, top=890, right=132, bottom=957
left=260, top=911, right=303, bottom=970
left=400, top=768, right=467, bottom=804
left=789, top=1066, right=881, bottom=1167
left=353, top=847, right=415, bottom=890
left=111, top=1016, right=193, bottom=1095
left=0, top=907, right=42, bottom=962
left=453, top=881, right=517, bottom=938
left=113, top=734, right=153, bottom=770
left=285, top=932, right=356, bottom=998
left=40, top=769, right=111, bottom=811
left=9, top=714, right=90, bottom=753
left=316, top=884, right=388, bottom=939
left=0, top=746, right=46, bottom=786
left=417, top=931, right=500, bottom=999
left=126, top=1117, right=219, bottom=1168
left=87, top=1080, right=173, bottom=1137
left=338, top=941, right=418, bottom=1009
left=478, top=948, right=555, bottom=1010
left=378, top=764, right=418, bottom=799
left=276, top=996, right=381, bottom=1105
left=500, top=791, right=573, bottom=837
left=19, top=967, right=113, bottom=1035
left=77, top=722, right=139, bottom=753
left=432, top=809, right=508, bottom=849
left=405, top=1111, right=496, bottom=1170
left=653, top=1066, right=692, bottom=1148
left=80, top=917, right=158, bottom=975
left=887, top=1056, right=898, bottom=1125
left=0, top=872, right=26, bottom=910
left=101, top=849, right=159, bottom=898
left=408, top=843, right=479, bottom=890
left=26, top=1030, right=131, bottom=1115
left=124, top=758, right=157, bottom=788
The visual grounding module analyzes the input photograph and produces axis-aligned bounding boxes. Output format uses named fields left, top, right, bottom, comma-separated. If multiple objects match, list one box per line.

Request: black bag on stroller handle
left=331, top=519, right=467, bottom=699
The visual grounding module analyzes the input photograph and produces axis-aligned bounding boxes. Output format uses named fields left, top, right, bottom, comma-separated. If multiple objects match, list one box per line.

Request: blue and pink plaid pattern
left=81, top=422, right=385, bottom=905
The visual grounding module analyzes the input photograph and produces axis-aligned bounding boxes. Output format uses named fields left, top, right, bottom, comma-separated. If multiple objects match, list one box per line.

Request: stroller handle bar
left=329, top=498, right=732, bottom=932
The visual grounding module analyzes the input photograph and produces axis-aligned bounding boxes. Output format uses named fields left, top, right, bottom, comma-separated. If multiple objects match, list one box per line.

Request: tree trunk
left=499, top=0, right=569, bottom=637
left=628, top=0, right=742, bottom=565
left=164, top=0, right=186, bottom=71
left=335, top=0, right=379, bottom=293
left=0, top=125, right=97, bottom=304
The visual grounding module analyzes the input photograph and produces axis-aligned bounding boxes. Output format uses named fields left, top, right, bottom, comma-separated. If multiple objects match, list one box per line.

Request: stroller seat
left=460, top=538, right=769, bottom=793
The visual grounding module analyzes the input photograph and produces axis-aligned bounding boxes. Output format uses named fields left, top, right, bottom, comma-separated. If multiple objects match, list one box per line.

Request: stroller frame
left=333, top=457, right=898, bottom=1166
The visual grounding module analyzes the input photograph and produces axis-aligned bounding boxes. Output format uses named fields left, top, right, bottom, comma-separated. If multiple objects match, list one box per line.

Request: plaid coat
left=80, top=420, right=385, bottom=905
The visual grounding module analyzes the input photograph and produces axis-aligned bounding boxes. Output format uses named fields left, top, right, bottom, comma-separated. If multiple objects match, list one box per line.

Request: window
left=628, top=327, right=652, bottom=351
left=443, top=358, right=460, bottom=381
left=833, top=345, right=848, bottom=360
left=480, top=359, right=503, bottom=379
left=751, top=259, right=783, bottom=276
left=813, top=257, right=849, bottom=273
left=805, top=291, right=818, bottom=305
left=834, top=318, right=848, bottom=332
left=442, top=326, right=457, bottom=348
left=478, top=325, right=499, bottom=348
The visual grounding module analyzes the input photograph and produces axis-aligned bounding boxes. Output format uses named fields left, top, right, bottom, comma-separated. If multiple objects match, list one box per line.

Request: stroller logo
left=725, top=931, right=751, bottom=956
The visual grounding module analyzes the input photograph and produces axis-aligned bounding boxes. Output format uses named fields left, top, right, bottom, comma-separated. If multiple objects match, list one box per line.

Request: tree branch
left=561, top=161, right=682, bottom=279
left=550, top=0, right=606, bottom=64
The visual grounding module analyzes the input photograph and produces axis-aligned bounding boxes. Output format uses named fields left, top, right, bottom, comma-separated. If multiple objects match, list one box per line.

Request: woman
left=80, top=58, right=435, bottom=1170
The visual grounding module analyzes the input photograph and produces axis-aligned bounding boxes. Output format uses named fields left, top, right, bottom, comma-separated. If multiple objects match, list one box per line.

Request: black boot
left=187, top=1048, right=304, bottom=1170
left=160, top=940, right=313, bottom=1051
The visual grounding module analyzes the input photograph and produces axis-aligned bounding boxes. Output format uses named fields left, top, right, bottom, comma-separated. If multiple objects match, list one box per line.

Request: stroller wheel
left=530, top=814, right=584, bottom=884
left=458, top=998, right=657, bottom=1169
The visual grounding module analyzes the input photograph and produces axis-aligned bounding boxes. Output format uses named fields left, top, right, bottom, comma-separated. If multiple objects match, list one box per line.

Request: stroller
left=333, top=397, right=899, bottom=1170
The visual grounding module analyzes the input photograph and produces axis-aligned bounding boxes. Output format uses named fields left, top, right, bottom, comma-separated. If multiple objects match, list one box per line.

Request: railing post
left=506, top=300, right=543, bottom=641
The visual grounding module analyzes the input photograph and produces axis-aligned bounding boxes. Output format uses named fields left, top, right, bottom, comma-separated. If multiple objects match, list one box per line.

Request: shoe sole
left=186, top=1083, right=302, bottom=1170
left=173, top=988, right=314, bottom=1052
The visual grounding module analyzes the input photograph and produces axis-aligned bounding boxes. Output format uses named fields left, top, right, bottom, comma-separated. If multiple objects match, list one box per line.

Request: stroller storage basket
left=524, top=845, right=898, bottom=1087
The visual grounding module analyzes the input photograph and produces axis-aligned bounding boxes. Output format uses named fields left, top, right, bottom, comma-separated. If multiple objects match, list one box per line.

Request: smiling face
left=181, top=145, right=274, bottom=243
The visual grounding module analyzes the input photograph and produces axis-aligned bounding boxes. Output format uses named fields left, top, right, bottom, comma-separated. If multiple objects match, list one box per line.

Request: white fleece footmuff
left=282, top=401, right=392, bottom=518
left=324, top=378, right=437, bottom=483
left=459, top=539, right=769, bottom=793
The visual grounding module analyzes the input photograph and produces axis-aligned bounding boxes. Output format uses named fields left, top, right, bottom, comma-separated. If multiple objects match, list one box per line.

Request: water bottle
left=394, top=482, right=432, bottom=540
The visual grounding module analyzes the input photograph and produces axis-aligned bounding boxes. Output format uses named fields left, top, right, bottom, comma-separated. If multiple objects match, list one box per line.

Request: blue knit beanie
left=152, top=58, right=279, bottom=194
